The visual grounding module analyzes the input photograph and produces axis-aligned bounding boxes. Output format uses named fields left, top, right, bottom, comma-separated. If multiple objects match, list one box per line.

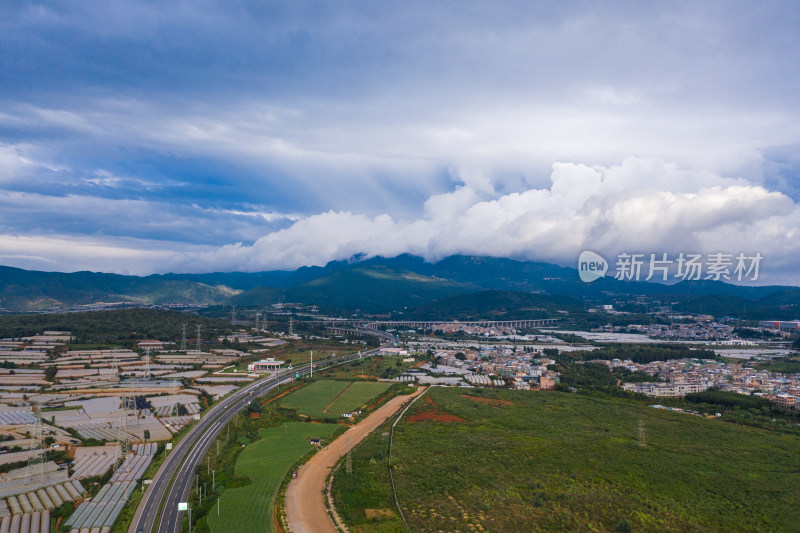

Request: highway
left=128, top=327, right=396, bottom=533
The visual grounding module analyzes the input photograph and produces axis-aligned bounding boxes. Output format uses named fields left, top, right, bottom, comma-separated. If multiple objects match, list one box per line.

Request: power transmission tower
left=143, top=348, right=151, bottom=381
left=180, top=323, right=187, bottom=352
left=254, top=311, right=261, bottom=332
left=231, top=306, right=236, bottom=323
left=638, top=420, right=646, bottom=447
left=116, top=388, right=136, bottom=470
left=26, top=403, right=45, bottom=483
left=196, top=324, right=202, bottom=352
left=289, top=316, right=293, bottom=336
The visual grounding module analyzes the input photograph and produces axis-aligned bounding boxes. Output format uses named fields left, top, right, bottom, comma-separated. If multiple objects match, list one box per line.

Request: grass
left=260, top=338, right=355, bottom=367
left=280, top=380, right=394, bottom=420
left=326, top=382, right=392, bottom=415
left=340, top=387, right=800, bottom=533
left=753, top=358, right=800, bottom=374
left=320, top=355, right=413, bottom=380
left=41, top=405, right=82, bottom=412
left=207, top=422, right=339, bottom=533
left=280, top=380, right=351, bottom=419
left=332, top=421, right=406, bottom=533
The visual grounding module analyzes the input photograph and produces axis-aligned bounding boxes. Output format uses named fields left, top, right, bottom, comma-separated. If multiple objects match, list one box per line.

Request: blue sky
left=1, top=1, right=800, bottom=283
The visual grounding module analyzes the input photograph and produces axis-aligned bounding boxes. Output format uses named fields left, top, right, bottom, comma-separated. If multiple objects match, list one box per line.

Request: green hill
left=232, top=265, right=472, bottom=314
left=1, top=255, right=798, bottom=316
left=401, top=290, right=583, bottom=320
left=0, top=265, right=239, bottom=311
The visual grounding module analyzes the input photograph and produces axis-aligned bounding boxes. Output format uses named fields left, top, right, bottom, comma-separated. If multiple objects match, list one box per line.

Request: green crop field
left=319, top=355, right=412, bottom=380
left=280, top=379, right=351, bottom=418
left=207, top=422, right=338, bottom=533
left=337, top=388, right=800, bottom=532
left=280, top=380, right=392, bottom=419
left=326, top=382, right=392, bottom=415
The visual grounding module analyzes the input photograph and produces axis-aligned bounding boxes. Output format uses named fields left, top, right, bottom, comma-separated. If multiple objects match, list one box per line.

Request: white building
left=247, top=358, right=285, bottom=373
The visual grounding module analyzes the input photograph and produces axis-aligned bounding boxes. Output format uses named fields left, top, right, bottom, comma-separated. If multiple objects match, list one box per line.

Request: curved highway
left=129, top=327, right=396, bottom=533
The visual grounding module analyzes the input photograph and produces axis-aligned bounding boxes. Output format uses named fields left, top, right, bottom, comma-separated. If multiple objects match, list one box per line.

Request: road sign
left=178, top=502, right=188, bottom=511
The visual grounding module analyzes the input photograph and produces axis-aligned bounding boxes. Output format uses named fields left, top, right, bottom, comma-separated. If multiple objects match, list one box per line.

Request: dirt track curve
left=285, top=386, right=425, bottom=533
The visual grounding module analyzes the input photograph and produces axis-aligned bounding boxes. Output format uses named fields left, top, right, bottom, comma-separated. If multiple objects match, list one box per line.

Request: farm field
left=280, top=380, right=350, bottom=418
left=327, top=382, right=392, bottom=415
left=319, top=355, right=414, bottom=380
left=340, top=388, right=800, bottom=533
left=207, top=422, right=338, bottom=533
left=264, top=338, right=355, bottom=366
left=280, top=380, right=393, bottom=419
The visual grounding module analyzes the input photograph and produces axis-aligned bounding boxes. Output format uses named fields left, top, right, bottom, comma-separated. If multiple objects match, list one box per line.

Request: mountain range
left=0, top=255, right=798, bottom=319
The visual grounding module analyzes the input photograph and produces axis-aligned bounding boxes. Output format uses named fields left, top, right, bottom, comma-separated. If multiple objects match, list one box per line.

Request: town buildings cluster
left=610, top=358, right=799, bottom=407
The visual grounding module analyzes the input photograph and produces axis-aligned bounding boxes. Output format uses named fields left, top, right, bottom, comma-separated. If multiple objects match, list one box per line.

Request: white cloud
left=0, top=159, right=800, bottom=283
left=1, top=158, right=799, bottom=284
left=0, top=144, right=38, bottom=182
left=0, top=234, right=204, bottom=275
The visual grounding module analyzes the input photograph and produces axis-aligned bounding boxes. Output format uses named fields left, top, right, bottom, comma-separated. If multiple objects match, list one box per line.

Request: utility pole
left=212, top=469, right=215, bottom=491
left=310, top=351, right=313, bottom=378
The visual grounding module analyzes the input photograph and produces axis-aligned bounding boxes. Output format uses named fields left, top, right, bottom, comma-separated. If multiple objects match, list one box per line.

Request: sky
left=1, top=1, right=800, bottom=284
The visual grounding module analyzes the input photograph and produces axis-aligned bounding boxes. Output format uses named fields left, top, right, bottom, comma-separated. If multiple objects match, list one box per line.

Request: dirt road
left=285, top=386, right=425, bottom=533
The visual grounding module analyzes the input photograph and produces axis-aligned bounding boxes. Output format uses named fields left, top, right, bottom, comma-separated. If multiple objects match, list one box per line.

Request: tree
left=143, top=429, right=151, bottom=442
left=455, top=352, right=466, bottom=361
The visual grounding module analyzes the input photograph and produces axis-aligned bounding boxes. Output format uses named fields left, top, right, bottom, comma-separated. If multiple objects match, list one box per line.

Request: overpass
left=324, top=318, right=557, bottom=331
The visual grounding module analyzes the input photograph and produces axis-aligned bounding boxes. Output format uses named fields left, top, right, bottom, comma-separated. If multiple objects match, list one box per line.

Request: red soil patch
left=407, top=410, right=466, bottom=423
left=249, top=412, right=261, bottom=418
left=407, top=397, right=466, bottom=423
left=261, top=385, right=301, bottom=407
left=461, top=395, right=514, bottom=407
